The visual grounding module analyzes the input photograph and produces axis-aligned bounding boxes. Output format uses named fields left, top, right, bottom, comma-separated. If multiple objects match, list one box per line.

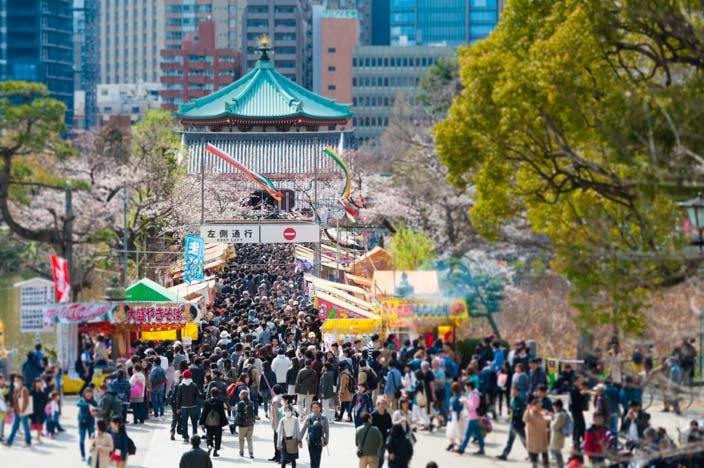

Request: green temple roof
left=177, top=42, right=352, bottom=124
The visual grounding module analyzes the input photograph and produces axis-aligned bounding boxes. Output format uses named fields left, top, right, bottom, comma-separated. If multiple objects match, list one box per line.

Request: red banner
left=51, top=256, right=71, bottom=303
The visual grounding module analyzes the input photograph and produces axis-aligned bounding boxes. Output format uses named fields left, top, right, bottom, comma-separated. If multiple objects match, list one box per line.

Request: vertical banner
left=183, top=234, right=205, bottom=285
left=51, top=256, right=71, bottom=303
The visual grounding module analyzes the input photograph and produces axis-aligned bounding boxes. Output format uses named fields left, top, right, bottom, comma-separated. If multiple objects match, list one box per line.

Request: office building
left=97, top=82, right=163, bottom=127
left=100, top=0, right=246, bottom=85
left=73, top=0, right=99, bottom=129
left=352, top=45, right=452, bottom=143
left=241, top=0, right=312, bottom=89
left=0, top=0, right=74, bottom=126
left=177, top=40, right=354, bottom=211
left=160, top=21, right=242, bottom=111
left=319, top=10, right=358, bottom=111
left=390, top=0, right=503, bottom=46
left=327, top=0, right=372, bottom=45
left=371, top=0, right=390, bottom=45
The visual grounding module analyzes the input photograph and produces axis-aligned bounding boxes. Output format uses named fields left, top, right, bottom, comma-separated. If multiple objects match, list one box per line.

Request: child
left=445, top=382, right=467, bottom=451
left=566, top=446, right=584, bottom=468
left=45, top=391, right=60, bottom=438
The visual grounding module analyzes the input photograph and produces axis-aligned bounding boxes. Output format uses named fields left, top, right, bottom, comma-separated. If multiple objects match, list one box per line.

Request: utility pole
left=313, top=138, right=321, bottom=277
left=64, top=181, right=73, bottom=299
left=122, top=185, right=128, bottom=285
left=200, top=150, right=205, bottom=224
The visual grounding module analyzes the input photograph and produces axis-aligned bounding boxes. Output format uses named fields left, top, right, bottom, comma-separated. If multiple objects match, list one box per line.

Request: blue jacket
left=384, top=367, right=402, bottom=396
left=491, top=348, right=505, bottom=372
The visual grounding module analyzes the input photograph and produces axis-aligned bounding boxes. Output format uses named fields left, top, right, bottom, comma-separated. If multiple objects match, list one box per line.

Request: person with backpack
left=198, top=387, right=227, bottom=457
left=129, top=364, right=147, bottom=424
left=455, top=380, right=485, bottom=456
left=109, top=415, right=133, bottom=468
left=550, top=399, right=571, bottom=468
left=352, top=382, right=374, bottom=428
left=234, top=389, right=256, bottom=458
left=300, top=400, right=329, bottom=468
left=383, top=362, right=403, bottom=412
left=110, top=370, right=132, bottom=423
left=150, top=357, right=167, bottom=420
left=176, top=369, right=201, bottom=443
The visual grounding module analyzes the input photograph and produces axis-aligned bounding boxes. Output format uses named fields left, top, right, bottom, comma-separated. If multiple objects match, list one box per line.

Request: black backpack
left=365, top=369, right=378, bottom=390
left=127, top=436, right=136, bottom=455
left=75, top=358, right=83, bottom=374
left=477, top=392, right=488, bottom=417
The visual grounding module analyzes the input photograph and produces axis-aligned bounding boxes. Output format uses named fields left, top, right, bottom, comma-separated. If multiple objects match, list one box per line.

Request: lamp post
left=678, top=193, right=704, bottom=378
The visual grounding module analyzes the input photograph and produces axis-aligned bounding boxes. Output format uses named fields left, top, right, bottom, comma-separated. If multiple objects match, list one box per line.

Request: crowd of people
left=1, top=243, right=703, bottom=468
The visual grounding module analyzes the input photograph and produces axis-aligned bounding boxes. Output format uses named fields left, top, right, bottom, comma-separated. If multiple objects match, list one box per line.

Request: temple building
left=176, top=38, right=354, bottom=212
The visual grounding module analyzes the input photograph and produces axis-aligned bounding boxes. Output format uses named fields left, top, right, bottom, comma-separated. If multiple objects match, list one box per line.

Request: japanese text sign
left=380, top=298, right=468, bottom=324
left=200, top=224, right=260, bottom=244
left=183, top=234, right=205, bottom=284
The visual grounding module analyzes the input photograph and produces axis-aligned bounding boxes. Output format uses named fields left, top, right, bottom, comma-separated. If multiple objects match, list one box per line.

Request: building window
left=328, top=85, right=336, bottom=90
left=327, top=66, right=336, bottom=71
left=352, top=77, right=357, bottom=86
left=328, top=47, right=336, bottom=53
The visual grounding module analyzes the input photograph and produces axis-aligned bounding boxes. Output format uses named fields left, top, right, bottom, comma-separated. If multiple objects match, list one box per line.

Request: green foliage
left=416, top=56, right=462, bottom=116
left=389, top=227, right=436, bottom=270
left=435, top=0, right=701, bottom=334
left=454, top=337, right=509, bottom=368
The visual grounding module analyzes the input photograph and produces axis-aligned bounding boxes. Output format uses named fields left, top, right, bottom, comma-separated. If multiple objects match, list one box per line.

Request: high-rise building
left=241, top=0, right=312, bottom=89
left=327, top=0, right=373, bottom=45
left=371, top=0, right=390, bottom=45
left=100, top=0, right=246, bottom=85
left=73, top=0, right=99, bottom=129
left=0, top=0, right=74, bottom=127
left=390, top=0, right=503, bottom=46
left=319, top=10, right=358, bottom=113
left=160, top=21, right=242, bottom=111
left=352, top=45, right=452, bottom=143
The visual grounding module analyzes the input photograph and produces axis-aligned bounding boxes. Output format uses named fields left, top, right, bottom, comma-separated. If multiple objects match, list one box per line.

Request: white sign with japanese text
left=14, top=278, right=55, bottom=333
left=200, top=223, right=320, bottom=244
left=200, top=225, right=260, bottom=244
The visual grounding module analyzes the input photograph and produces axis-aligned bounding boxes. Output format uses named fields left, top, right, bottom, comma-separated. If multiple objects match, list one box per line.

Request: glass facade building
left=0, top=0, right=74, bottom=127
left=390, top=0, right=502, bottom=47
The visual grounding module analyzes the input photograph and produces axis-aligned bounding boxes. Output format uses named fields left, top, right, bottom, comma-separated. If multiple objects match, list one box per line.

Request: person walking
left=179, top=435, right=213, bottom=468
left=272, top=348, right=291, bottom=386
left=319, top=363, right=336, bottom=420
left=277, top=404, right=302, bottom=468
left=198, top=387, right=227, bottom=457
left=4, top=375, right=32, bottom=447
left=352, top=382, right=374, bottom=428
left=524, top=399, right=550, bottom=468
left=455, top=380, right=485, bottom=456
left=77, top=387, right=98, bottom=461
left=446, top=382, right=468, bottom=451
left=384, top=362, right=403, bottom=412
left=0, top=374, right=9, bottom=442
left=496, top=385, right=527, bottom=461
left=176, top=369, right=201, bottom=442
left=386, top=424, right=414, bottom=468
left=89, top=419, right=113, bottom=468
left=294, top=359, right=317, bottom=419
left=550, top=399, right=569, bottom=468
left=78, top=344, right=94, bottom=396
left=130, top=364, right=147, bottom=424
left=337, top=363, right=355, bottom=422
left=269, top=385, right=285, bottom=463
left=234, top=389, right=256, bottom=458
left=301, top=401, right=329, bottom=468
left=356, top=411, right=384, bottom=468
left=372, top=397, right=393, bottom=468
left=149, top=357, right=167, bottom=420
left=110, top=416, right=130, bottom=468
left=29, top=377, right=47, bottom=443
left=569, top=376, right=589, bottom=447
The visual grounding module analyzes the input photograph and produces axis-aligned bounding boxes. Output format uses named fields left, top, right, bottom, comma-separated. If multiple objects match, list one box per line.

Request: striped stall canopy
left=183, top=130, right=355, bottom=176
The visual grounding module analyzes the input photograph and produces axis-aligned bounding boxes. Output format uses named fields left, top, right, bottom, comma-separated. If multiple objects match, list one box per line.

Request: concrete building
left=241, top=0, right=312, bottom=89
left=97, top=82, right=163, bottom=126
left=319, top=10, right=359, bottom=112
left=0, top=0, right=74, bottom=127
left=160, top=21, right=242, bottom=112
left=100, top=0, right=246, bottom=85
left=351, top=45, right=452, bottom=143
left=73, top=0, right=99, bottom=130
left=390, top=0, right=504, bottom=46
left=326, top=0, right=372, bottom=46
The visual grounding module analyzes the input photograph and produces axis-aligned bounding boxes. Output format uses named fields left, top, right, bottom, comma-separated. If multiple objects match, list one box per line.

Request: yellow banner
left=380, top=298, right=468, bottom=322
left=0, top=319, right=6, bottom=359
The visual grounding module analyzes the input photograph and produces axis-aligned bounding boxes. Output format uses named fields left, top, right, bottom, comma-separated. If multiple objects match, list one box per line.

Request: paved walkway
left=0, top=396, right=697, bottom=467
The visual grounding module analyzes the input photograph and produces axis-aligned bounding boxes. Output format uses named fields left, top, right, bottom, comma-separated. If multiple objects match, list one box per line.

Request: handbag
left=283, top=424, right=299, bottom=454
left=356, top=425, right=372, bottom=458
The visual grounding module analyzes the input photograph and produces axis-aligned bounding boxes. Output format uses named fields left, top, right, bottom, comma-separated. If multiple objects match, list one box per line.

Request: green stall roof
left=126, top=278, right=184, bottom=303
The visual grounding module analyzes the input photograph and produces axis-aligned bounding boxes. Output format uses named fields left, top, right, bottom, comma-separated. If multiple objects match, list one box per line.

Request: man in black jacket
left=198, top=388, right=228, bottom=457
left=177, top=370, right=201, bottom=442
left=569, top=376, right=589, bottom=447
left=179, top=435, right=212, bottom=468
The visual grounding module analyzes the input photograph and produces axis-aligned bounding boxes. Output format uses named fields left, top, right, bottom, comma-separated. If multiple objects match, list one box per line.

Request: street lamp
left=678, top=192, right=704, bottom=249
left=679, top=193, right=704, bottom=378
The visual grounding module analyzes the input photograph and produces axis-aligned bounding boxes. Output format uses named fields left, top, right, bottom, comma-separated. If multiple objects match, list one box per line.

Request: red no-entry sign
left=283, top=227, right=296, bottom=240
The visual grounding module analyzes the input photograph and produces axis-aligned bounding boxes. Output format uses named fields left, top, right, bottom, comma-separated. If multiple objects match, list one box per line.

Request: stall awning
left=168, top=276, right=215, bottom=299
left=320, top=318, right=381, bottom=335
left=126, top=278, right=185, bottom=303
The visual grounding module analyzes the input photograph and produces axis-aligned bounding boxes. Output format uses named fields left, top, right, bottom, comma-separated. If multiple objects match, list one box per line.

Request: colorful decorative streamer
left=323, top=146, right=351, bottom=200
left=205, top=143, right=283, bottom=201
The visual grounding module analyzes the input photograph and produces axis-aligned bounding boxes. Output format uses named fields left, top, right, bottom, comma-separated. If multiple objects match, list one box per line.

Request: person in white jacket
left=272, top=348, right=292, bottom=386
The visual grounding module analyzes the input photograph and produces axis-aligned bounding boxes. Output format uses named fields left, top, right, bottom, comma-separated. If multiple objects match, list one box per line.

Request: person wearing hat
left=176, top=370, right=201, bottom=443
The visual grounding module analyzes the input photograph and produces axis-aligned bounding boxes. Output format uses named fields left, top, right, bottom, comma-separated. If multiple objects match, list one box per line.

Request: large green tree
left=435, top=0, right=704, bottom=333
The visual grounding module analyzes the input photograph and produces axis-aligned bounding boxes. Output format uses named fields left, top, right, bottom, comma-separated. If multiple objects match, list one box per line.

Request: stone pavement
left=0, top=396, right=698, bottom=467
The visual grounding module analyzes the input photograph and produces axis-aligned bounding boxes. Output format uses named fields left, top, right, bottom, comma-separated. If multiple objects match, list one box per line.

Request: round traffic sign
left=283, top=227, right=296, bottom=241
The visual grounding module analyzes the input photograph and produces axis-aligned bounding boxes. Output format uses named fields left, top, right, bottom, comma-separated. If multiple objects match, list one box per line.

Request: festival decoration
left=323, top=145, right=357, bottom=221
left=205, top=143, right=283, bottom=201
left=183, top=234, right=205, bottom=284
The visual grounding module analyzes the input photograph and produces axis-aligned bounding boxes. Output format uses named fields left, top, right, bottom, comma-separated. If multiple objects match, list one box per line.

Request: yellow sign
left=380, top=298, right=468, bottom=323
left=0, top=319, right=6, bottom=359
